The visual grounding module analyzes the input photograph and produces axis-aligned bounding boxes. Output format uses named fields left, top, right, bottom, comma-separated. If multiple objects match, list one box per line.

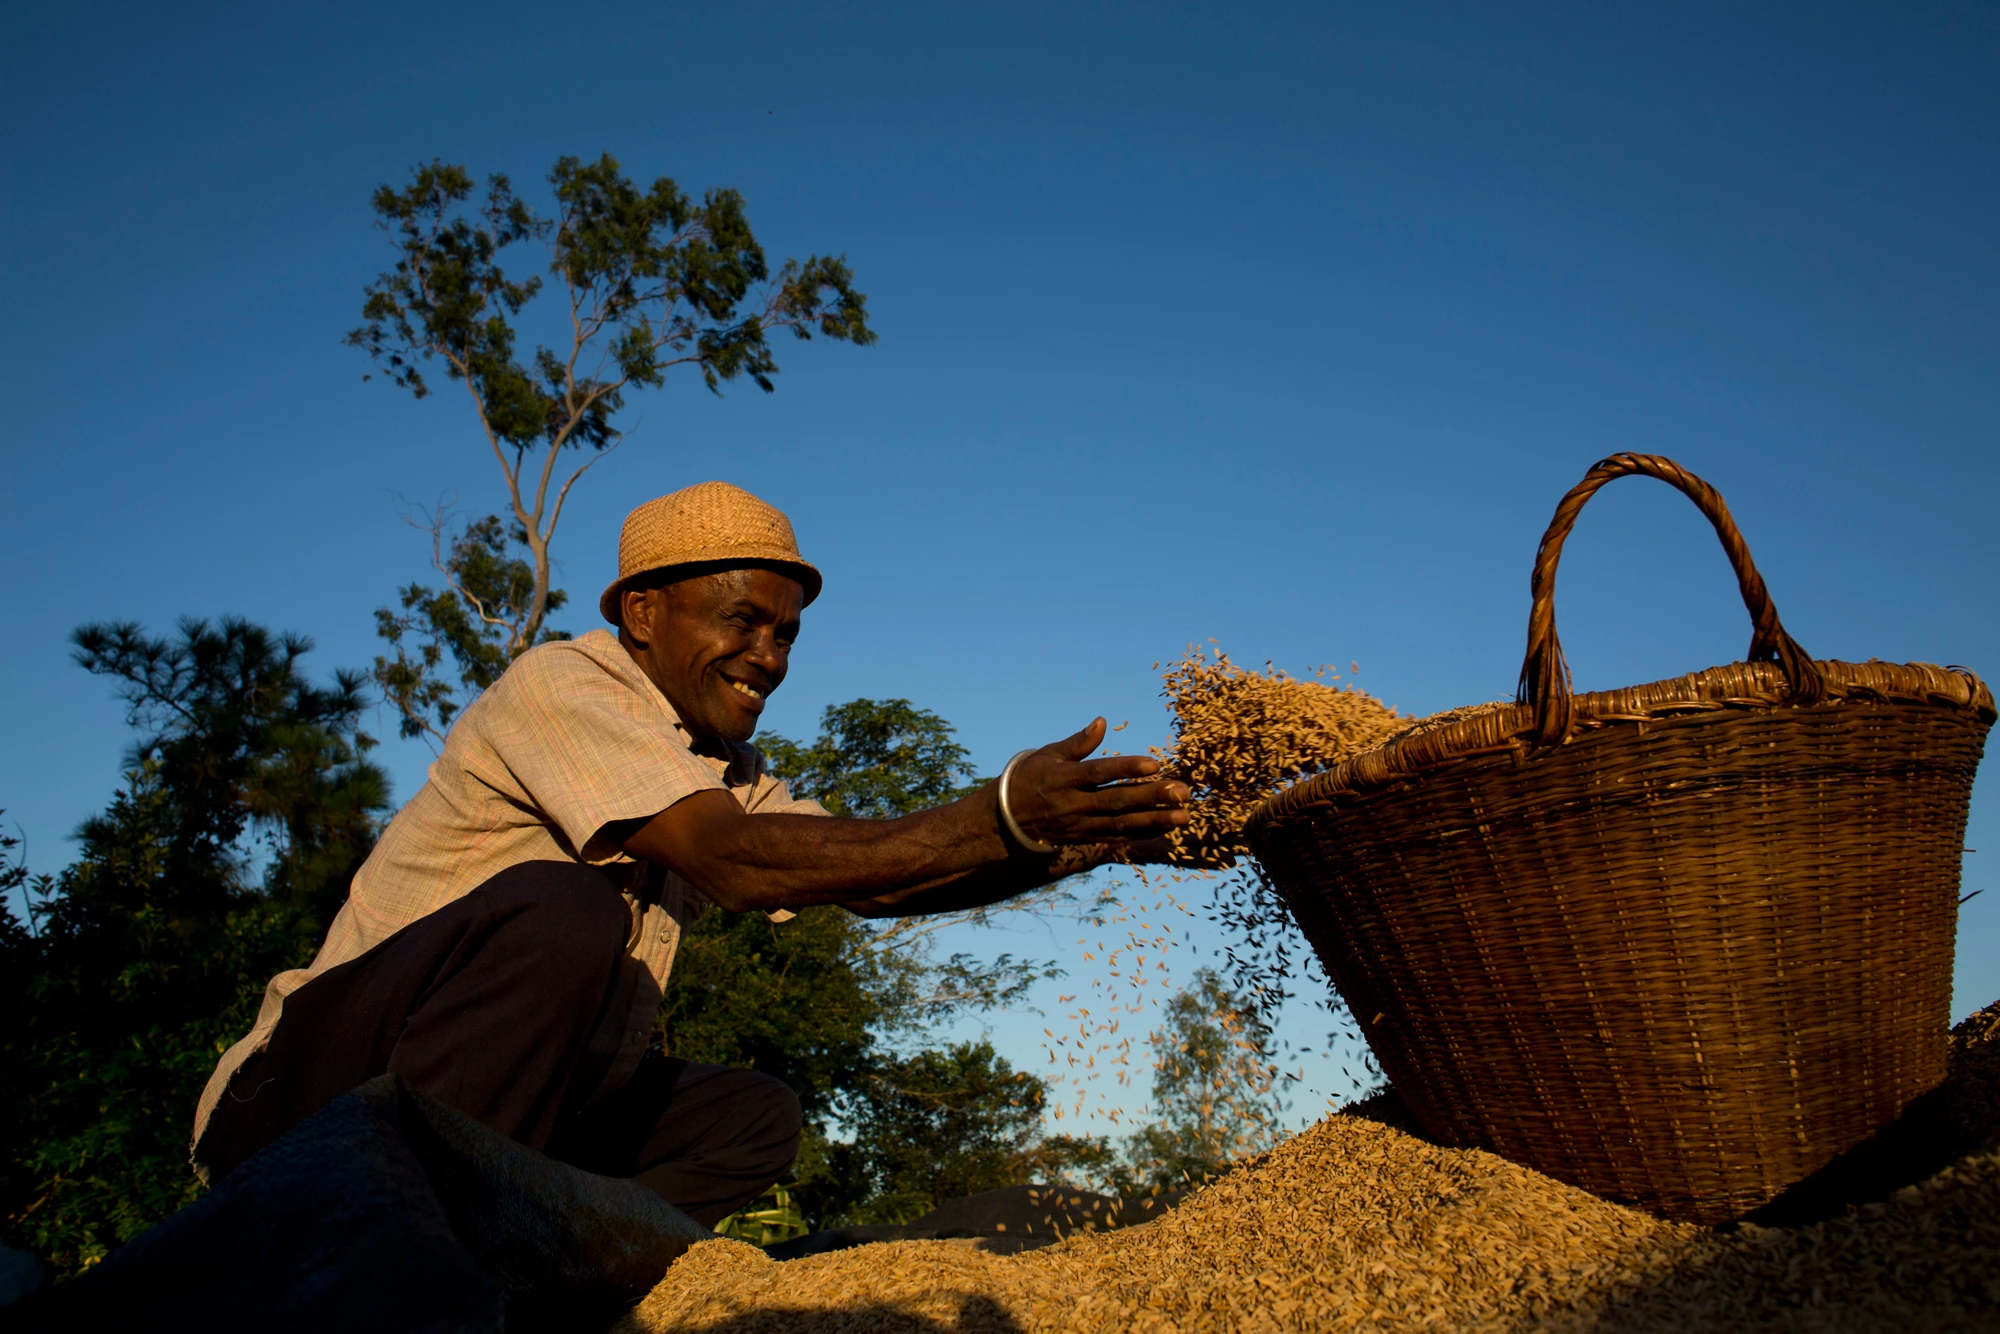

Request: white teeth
left=728, top=680, right=763, bottom=700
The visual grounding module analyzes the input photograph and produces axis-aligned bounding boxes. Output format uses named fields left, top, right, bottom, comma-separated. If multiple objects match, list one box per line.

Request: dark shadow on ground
left=1747, top=1004, right=2000, bottom=1227
left=1336, top=1008, right=2000, bottom=1329
left=626, top=1294, right=1024, bottom=1334
left=1563, top=1147, right=2000, bottom=1331
left=1559, top=1003, right=2000, bottom=1331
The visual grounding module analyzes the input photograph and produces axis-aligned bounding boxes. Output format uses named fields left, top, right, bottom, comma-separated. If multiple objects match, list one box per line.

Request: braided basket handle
left=1517, top=453, right=1826, bottom=748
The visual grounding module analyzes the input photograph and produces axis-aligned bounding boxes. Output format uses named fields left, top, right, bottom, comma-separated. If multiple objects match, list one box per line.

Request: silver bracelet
left=997, top=749, right=1057, bottom=855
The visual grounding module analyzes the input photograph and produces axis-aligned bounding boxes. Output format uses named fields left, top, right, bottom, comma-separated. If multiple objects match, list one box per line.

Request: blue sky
left=3, top=1, right=1996, bottom=1127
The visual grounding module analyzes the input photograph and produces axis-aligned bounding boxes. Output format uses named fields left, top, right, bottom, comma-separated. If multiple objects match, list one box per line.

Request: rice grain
left=617, top=1005, right=2000, bottom=1333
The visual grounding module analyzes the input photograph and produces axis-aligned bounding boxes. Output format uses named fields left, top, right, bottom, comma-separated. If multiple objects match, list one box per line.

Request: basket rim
left=1245, top=658, right=1995, bottom=832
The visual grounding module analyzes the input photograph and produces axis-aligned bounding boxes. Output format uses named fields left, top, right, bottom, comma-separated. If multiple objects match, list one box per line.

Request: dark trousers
left=198, top=861, right=800, bottom=1227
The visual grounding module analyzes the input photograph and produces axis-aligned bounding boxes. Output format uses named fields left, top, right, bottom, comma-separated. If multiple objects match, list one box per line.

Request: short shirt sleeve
left=742, top=764, right=832, bottom=818
left=471, top=643, right=728, bottom=862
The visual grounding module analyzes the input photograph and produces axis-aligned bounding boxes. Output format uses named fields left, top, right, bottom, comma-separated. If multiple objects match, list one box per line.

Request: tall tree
left=3, top=622, right=390, bottom=1275
left=349, top=154, right=877, bottom=743
left=1120, top=968, right=1286, bottom=1191
left=69, top=619, right=388, bottom=923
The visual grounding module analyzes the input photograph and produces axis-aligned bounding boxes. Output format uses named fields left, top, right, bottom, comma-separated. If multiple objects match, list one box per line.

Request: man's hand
left=1000, top=718, right=1192, bottom=849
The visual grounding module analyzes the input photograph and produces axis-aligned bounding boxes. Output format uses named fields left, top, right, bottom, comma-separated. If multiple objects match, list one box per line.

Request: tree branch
left=416, top=510, right=512, bottom=631
left=547, top=438, right=621, bottom=544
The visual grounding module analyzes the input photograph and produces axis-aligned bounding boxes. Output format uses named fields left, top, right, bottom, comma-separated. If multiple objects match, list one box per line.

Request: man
left=193, top=481, right=1192, bottom=1227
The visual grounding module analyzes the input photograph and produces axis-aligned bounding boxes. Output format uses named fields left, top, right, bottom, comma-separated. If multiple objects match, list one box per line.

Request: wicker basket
left=1245, top=453, right=1993, bottom=1224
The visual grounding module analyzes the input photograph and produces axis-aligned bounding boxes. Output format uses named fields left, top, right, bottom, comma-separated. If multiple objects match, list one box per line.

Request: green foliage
left=0, top=820, right=40, bottom=1255
left=757, top=698, right=982, bottom=819
left=756, top=697, right=1062, bottom=1011
left=714, top=1181, right=809, bottom=1248
left=661, top=904, right=887, bottom=1126
left=350, top=152, right=877, bottom=740
left=347, top=162, right=543, bottom=419
left=806, top=1043, right=1115, bottom=1227
left=813, top=1041, right=1050, bottom=1226
left=3, top=622, right=388, bottom=1276
left=347, top=154, right=873, bottom=426
left=373, top=514, right=572, bottom=744
left=1018, top=1132, right=1123, bottom=1190
left=69, top=619, right=387, bottom=924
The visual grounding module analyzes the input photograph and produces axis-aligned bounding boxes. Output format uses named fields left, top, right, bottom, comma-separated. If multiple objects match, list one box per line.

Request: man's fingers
left=1063, top=808, right=1193, bottom=839
left=1046, top=717, right=1108, bottom=763
left=1068, top=779, right=1190, bottom=817
left=1064, top=754, right=1165, bottom=787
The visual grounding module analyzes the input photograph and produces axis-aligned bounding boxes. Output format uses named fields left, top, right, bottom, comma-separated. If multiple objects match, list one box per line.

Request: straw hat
left=599, top=481, right=822, bottom=624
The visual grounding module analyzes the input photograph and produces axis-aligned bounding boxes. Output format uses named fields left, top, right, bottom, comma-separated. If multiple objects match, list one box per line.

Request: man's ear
left=620, top=586, right=657, bottom=646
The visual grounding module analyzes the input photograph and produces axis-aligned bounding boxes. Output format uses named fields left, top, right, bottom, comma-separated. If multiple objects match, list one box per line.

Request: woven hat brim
left=599, top=549, right=823, bottom=624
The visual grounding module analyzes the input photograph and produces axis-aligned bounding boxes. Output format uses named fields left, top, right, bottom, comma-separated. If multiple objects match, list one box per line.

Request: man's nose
left=745, top=631, right=786, bottom=675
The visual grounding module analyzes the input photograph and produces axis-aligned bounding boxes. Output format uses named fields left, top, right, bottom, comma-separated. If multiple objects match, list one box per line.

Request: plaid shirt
left=192, top=629, right=824, bottom=1164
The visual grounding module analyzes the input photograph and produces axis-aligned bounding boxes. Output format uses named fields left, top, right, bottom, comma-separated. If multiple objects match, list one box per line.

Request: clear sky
left=4, top=1, right=1996, bottom=1129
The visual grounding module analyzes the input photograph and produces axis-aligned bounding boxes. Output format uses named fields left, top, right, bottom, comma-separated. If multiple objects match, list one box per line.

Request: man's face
left=619, top=567, right=805, bottom=744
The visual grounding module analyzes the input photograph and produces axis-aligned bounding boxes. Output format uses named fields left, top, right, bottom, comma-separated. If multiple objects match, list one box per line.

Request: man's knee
left=734, top=1072, right=802, bottom=1169
left=748, top=1072, right=802, bottom=1137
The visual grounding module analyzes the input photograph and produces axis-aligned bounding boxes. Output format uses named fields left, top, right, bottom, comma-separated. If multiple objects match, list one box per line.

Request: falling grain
left=1151, top=647, right=1409, bottom=859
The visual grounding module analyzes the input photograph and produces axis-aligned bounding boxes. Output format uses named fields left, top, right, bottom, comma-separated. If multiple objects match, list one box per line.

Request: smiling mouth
left=726, top=679, right=766, bottom=703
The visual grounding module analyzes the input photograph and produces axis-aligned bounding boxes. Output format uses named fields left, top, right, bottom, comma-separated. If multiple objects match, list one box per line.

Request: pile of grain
left=617, top=1006, right=2000, bottom=1333
left=1151, top=647, right=1408, bottom=858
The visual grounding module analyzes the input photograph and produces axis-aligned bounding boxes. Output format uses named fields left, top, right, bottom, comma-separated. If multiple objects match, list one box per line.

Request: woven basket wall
left=1245, top=455, right=1994, bottom=1224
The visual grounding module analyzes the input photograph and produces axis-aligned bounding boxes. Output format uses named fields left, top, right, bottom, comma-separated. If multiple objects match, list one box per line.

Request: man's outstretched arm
left=614, top=718, right=1190, bottom=916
